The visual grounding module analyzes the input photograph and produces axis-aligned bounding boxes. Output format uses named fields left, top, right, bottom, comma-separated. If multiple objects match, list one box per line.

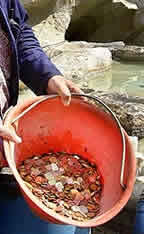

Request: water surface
left=19, top=61, right=144, bottom=102
left=87, top=61, right=144, bottom=97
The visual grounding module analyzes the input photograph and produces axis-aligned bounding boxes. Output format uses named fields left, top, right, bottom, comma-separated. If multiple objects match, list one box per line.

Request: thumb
left=0, top=126, right=22, bottom=143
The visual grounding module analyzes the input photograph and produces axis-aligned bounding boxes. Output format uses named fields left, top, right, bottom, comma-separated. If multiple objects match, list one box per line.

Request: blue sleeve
left=12, top=0, right=62, bottom=95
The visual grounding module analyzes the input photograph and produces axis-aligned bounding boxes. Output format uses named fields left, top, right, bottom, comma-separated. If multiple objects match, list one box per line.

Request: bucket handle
left=8, top=94, right=126, bottom=190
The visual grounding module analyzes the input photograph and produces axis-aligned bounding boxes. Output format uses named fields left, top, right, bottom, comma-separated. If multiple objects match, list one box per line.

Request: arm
left=10, top=0, right=82, bottom=105
left=11, top=0, right=62, bottom=95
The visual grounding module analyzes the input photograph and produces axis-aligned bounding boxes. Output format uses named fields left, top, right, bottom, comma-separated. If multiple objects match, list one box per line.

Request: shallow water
left=19, top=61, right=144, bottom=102
left=86, top=61, right=144, bottom=97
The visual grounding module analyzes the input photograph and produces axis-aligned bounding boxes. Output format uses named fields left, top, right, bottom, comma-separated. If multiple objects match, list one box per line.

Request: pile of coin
left=18, top=152, right=102, bottom=221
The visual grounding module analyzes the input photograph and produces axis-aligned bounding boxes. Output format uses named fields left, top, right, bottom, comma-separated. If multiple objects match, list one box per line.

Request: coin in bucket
left=18, top=152, right=103, bottom=221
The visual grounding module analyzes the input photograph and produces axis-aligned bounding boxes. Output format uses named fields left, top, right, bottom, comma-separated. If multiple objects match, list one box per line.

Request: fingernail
left=63, top=96, right=71, bottom=106
left=16, top=136, right=22, bottom=144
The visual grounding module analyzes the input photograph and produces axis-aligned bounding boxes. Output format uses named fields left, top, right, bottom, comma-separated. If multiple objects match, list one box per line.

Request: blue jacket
left=0, top=0, right=62, bottom=106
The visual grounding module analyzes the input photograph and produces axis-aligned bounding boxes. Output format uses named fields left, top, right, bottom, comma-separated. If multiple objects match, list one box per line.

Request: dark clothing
left=0, top=192, right=90, bottom=234
left=133, top=199, right=144, bottom=234
left=0, top=0, right=62, bottom=107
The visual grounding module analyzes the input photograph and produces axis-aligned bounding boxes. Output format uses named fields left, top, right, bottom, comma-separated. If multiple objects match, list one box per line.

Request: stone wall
left=20, top=0, right=144, bottom=45
left=65, top=0, right=135, bottom=42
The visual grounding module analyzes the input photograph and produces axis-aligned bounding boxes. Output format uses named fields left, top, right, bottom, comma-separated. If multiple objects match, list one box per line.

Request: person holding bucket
left=0, top=1, right=90, bottom=234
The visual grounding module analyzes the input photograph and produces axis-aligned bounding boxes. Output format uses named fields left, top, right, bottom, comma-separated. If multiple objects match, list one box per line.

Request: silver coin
left=79, top=205, right=88, bottom=214
left=49, top=179, right=56, bottom=186
left=71, top=206, right=80, bottom=212
left=55, top=182, right=64, bottom=192
left=44, top=172, right=54, bottom=180
left=51, top=163, right=59, bottom=171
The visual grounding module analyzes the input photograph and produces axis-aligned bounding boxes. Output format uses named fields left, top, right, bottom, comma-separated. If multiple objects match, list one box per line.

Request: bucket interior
left=5, top=97, right=135, bottom=227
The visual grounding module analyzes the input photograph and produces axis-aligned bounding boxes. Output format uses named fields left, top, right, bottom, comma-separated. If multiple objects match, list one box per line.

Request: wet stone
left=18, top=152, right=102, bottom=221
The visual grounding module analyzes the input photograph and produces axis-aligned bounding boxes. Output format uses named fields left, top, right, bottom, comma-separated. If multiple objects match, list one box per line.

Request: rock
left=48, top=41, right=144, bottom=62
left=23, top=0, right=73, bottom=47
left=131, top=31, right=144, bottom=46
left=116, top=0, right=144, bottom=9
left=32, top=8, right=71, bottom=46
left=20, top=0, right=73, bottom=48
left=20, top=0, right=73, bottom=30
left=112, top=45, right=144, bottom=61
left=65, top=0, right=135, bottom=43
left=50, top=44, right=112, bottom=85
left=20, top=0, right=144, bottom=46
left=126, top=8, right=144, bottom=45
left=64, top=0, right=144, bottom=46
left=20, top=0, right=144, bottom=52
left=113, top=0, right=138, bottom=9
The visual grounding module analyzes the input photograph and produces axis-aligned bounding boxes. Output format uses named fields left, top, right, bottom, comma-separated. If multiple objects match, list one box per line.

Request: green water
left=87, top=61, right=144, bottom=97
left=19, top=61, right=144, bottom=102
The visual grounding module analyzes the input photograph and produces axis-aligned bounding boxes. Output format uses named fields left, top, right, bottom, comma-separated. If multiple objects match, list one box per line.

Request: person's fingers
left=66, top=80, right=88, bottom=102
left=66, top=80, right=83, bottom=94
left=49, top=77, right=71, bottom=106
left=0, top=126, right=22, bottom=143
left=48, top=76, right=87, bottom=105
left=58, top=80, right=71, bottom=106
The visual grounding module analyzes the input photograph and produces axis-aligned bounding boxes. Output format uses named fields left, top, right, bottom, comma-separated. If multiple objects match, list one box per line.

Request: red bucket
left=3, top=95, right=136, bottom=227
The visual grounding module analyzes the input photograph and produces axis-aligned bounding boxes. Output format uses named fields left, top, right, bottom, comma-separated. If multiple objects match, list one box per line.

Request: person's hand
left=0, top=125, right=22, bottom=143
left=47, top=75, right=83, bottom=106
